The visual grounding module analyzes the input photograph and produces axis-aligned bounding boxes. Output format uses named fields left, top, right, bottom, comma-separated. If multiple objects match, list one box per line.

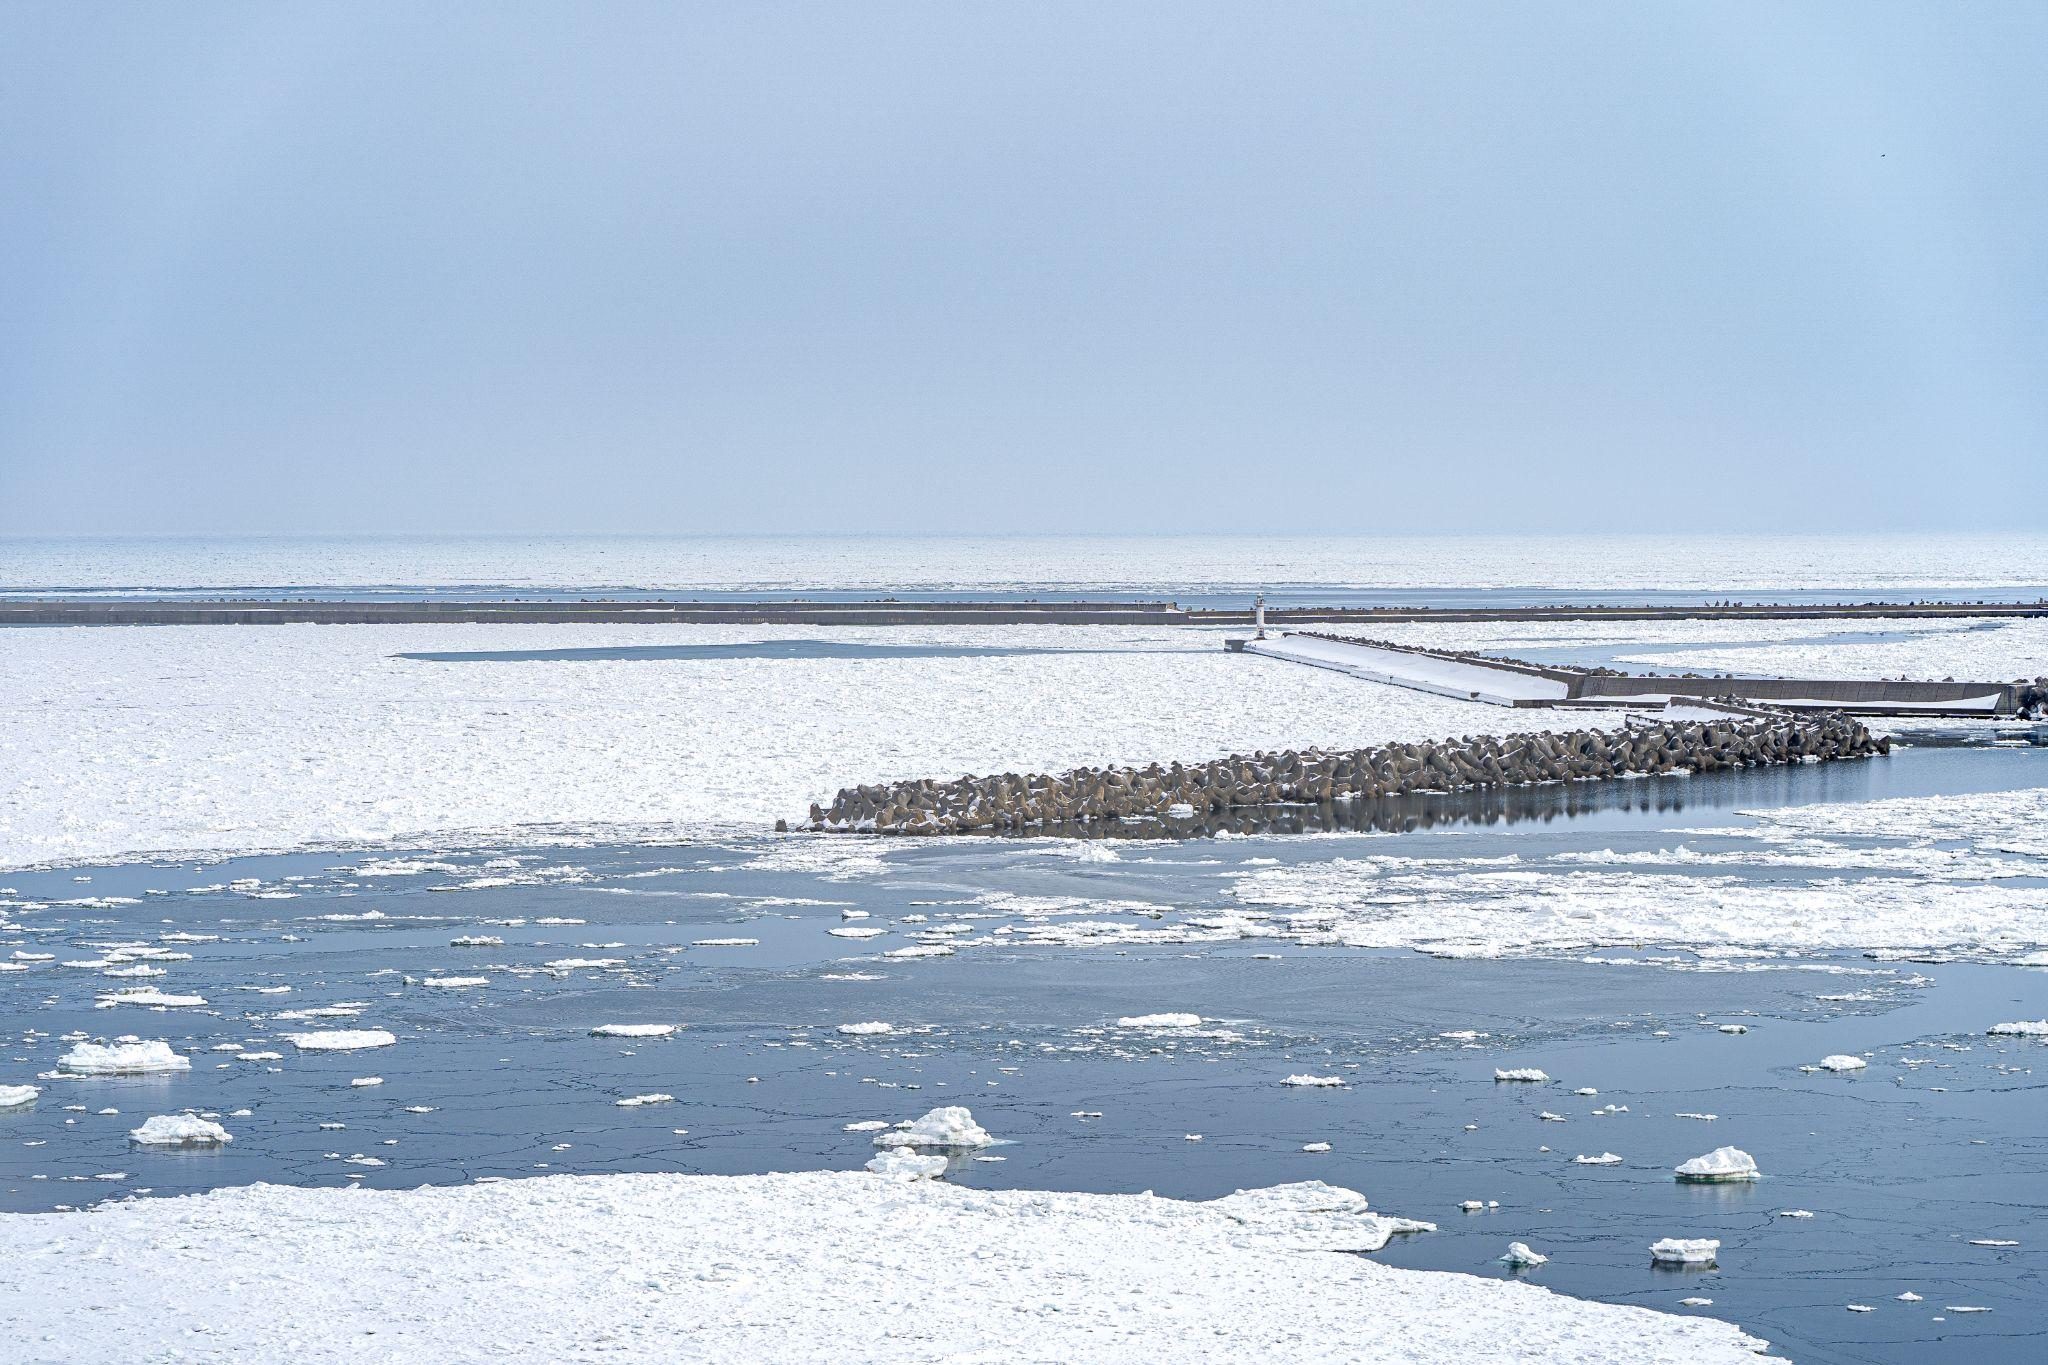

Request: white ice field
left=4, top=615, right=2042, bottom=873
left=0, top=1171, right=1768, bottom=1364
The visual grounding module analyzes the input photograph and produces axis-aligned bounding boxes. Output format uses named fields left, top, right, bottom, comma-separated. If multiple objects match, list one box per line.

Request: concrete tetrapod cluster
left=797, top=713, right=1889, bottom=835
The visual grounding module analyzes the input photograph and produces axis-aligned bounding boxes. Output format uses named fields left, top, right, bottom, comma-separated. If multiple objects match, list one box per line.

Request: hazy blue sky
left=3, top=3, right=2044, bottom=535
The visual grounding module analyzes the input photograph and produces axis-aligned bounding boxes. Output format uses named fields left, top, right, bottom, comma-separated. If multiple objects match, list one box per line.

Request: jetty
left=1237, top=632, right=2041, bottom=719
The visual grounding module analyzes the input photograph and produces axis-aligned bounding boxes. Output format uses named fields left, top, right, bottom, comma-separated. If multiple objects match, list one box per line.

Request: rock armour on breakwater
left=799, top=714, right=1887, bottom=835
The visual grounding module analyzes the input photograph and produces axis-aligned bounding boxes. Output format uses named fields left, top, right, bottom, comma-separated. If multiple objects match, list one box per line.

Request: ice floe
left=1816, top=1055, right=1867, bottom=1072
left=1986, top=1020, right=2048, bottom=1037
left=836, top=1022, right=894, bottom=1036
left=1573, top=1153, right=1623, bottom=1166
left=590, top=1024, right=677, bottom=1039
left=1116, top=1012, right=1203, bottom=1028
left=59, top=1040, right=191, bottom=1075
left=1501, top=1242, right=1549, bottom=1267
left=129, top=1114, right=232, bottom=1146
left=1494, top=1068, right=1550, bottom=1083
left=871, top=1106, right=994, bottom=1149
left=1649, top=1238, right=1720, bottom=1265
left=865, top=1150, right=947, bottom=1179
left=286, top=1030, right=397, bottom=1052
left=0, top=1084, right=40, bottom=1107
left=1674, top=1147, right=1759, bottom=1182
left=1280, top=1074, right=1345, bottom=1088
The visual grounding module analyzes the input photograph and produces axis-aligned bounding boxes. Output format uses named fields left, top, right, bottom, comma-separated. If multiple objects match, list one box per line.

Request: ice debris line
left=799, top=714, right=1886, bottom=834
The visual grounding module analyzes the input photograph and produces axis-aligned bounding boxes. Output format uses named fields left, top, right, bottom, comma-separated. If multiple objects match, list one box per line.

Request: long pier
left=4, top=597, right=2046, bottom=627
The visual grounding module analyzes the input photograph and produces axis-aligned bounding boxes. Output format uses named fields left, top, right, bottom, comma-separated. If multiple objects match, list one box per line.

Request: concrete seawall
left=799, top=713, right=1886, bottom=835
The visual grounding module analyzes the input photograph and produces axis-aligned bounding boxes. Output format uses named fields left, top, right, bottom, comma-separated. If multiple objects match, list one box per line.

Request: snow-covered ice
left=0, top=621, right=1650, bottom=870
left=589, top=1024, right=678, bottom=1039
left=1501, top=1242, right=1550, bottom=1267
left=286, top=1030, right=397, bottom=1052
left=1649, top=1238, right=1721, bottom=1265
left=836, top=1021, right=894, bottom=1036
left=1816, top=1055, right=1867, bottom=1072
left=1117, top=1013, right=1203, bottom=1028
left=1495, top=1068, right=1550, bottom=1083
left=58, top=1039, right=190, bottom=1075
left=1987, top=1020, right=2048, bottom=1037
left=0, top=1085, right=40, bottom=1107
left=0, top=1165, right=1789, bottom=1359
left=865, top=1150, right=948, bottom=1179
left=871, top=1106, right=994, bottom=1149
left=129, top=1114, right=232, bottom=1146
left=1674, top=1148, right=1759, bottom=1182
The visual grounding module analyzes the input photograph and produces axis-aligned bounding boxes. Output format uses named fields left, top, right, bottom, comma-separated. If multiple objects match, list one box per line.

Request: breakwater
left=6, top=598, right=2045, bottom=627
left=799, top=713, right=1887, bottom=834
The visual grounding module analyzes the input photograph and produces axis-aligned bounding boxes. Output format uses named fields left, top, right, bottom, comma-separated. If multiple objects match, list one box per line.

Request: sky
left=2, top=2, right=2044, bottom=536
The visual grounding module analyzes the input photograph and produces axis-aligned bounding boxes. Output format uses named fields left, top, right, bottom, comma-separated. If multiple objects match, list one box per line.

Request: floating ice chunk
left=420, top=976, right=487, bottom=988
left=590, top=1024, right=678, bottom=1039
left=449, top=936, right=503, bottom=947
left=1897, top=1292, right=1922, bottom=1302
left=129, top=1114, right=231, bottom=1146
left=1649, top=1238, right=1720, bottom=1265
left=1280, top=1075, right=1345, bottom=1088
left=827, top=927, right=887, bottom=939
left=691, top=938, right=758, bottom=948
left=1987, top=1020, right=2048, bottom=1037
left=866, top=1150, right=947, bottom=1179
left=1717, top=1025, right=1749, bottom=1035
left=349, top=1078, right=383, bottom=1088
left=1302, top=1142, right=1331, bottom=1153
left=837, top=1022, right=894, bottom=1036
left=1538, top=1112, right=1566, bottom=1123
left=96, top=988, right=207, bottom=1008
left=1494, top=1068, right=1550, bottom=1083
left=1460, top=1201, right=1485, bottom=1212
left=871, top=1106, right=993, bottom=1149
left=1815, top=1054, right=1867, bottom=1072
left=1573, top=1088, right=1598, bottom=1097
left=1117, top=1013, right=1202, bottom=1029
left=1500, top=1242, right=1548, bottom=1267
left=1439, top=1030, right=1486, bottom=1040
left=1675, top=1147, right=1759, bottom=1182
left=1205, top=1181, right=1432, bottom=1251
left=1679, top=1297, right=1713, bottom=1307
left=842, top=1120, right=889, bottom=1132
left=1944, top=1306, right=1990, bottom=1313
left=1968, top=1238, right=2019, bottom=1247
left=1776, top=1210, right=1814, bottom=1219
left=60, top=1040, right=190, bottom=1074
left=1676, top=1112, right=1718, bottom=1121
left=287, top=1030, right=396, bottom=1052
left=615, top=1094, right=674, bottom=1108
left=0, top=1085, right=40, bottom=1107
left=1573, top=1153, right=1623, bottom=1166
left=1846, top=1304, right=1874, bottom=1313
left=884, top=945, right=953, bottom=959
